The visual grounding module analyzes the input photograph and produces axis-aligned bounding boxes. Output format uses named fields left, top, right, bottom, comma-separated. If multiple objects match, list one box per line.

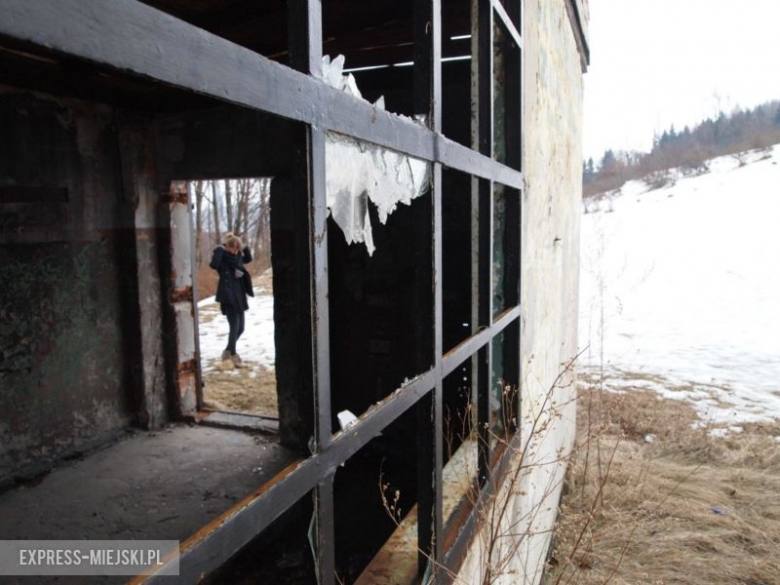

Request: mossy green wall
left=0, top=90, right=138, bottom=480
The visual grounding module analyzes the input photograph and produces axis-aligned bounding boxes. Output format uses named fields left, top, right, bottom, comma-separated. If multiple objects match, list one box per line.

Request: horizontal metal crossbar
left=442, top=305, right=521, bottom=378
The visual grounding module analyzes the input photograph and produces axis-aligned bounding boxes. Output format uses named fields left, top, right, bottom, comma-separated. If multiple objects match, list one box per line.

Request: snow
left=197, top=275, right=275, bottom=372
left=579, top=146, right=780, bottom=426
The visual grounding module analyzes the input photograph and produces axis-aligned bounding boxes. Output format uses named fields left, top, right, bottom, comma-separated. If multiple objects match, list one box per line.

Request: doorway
left=171, top=178, right=278, bottom=420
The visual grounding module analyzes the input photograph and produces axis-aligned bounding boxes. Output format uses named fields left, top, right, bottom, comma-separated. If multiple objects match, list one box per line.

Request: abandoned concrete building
left=0, top=0, right=588, bottom=583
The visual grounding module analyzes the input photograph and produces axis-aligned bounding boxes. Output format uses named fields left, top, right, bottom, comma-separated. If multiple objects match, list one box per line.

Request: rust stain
left=171, top=286, right=193, bottom=303
left=129, top=458, right=305, bottom=584
left=355, top=507, right=419, bottom=585
left=440, top=488, right=476, bottom=554
left=165, top=181, right=189, bottom=204
left=177, top=359, right=198, bottom=375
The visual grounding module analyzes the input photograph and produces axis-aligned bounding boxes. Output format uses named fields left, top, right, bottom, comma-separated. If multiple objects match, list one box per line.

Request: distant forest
left=583, top=99, right=780, bottom=197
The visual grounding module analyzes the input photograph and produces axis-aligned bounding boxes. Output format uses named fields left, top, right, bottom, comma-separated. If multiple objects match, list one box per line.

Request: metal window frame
left=0, top=0, right=524, bottom=582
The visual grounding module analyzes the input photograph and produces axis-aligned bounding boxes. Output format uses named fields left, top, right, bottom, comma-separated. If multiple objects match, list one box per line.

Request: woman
left=209, top=232, right=254, bottom=368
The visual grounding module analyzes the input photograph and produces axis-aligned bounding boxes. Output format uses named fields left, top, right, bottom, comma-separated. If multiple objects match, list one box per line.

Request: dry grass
left=201, top=268, right=278, bottom=418
left=546, top=383, right=780, bottom=585
left=202, top=363, right=278, bottom=418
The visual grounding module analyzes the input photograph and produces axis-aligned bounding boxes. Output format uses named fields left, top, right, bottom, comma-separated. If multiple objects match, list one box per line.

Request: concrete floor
left=0, top=423, right=296, bottom=584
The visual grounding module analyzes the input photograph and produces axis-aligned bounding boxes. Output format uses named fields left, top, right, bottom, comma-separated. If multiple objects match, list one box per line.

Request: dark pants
left=224, top=308, right=245, bottom=355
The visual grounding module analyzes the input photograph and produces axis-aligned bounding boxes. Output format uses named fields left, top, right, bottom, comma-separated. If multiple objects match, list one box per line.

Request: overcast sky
left=583, top=0, right=780, bottom=161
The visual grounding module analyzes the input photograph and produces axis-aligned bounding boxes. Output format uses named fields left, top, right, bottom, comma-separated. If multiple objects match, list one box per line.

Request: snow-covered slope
left=579, top=147, right=780, bottom=428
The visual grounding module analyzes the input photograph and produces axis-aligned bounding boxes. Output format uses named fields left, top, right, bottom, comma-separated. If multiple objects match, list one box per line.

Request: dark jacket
left=210, top=245, right=254, bottom=313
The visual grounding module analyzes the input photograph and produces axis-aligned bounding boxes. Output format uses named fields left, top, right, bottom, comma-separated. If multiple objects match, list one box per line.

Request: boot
left=231, top=354, right=244, bottom=368
left=221, top=350, right=231, bottom=361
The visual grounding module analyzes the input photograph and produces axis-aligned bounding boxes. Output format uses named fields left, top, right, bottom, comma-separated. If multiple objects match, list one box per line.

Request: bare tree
left=211, top=180, right=222, bottom=244
left=250, top=178, right=272, bottom=269
left=224, top=179, right=234, bottom=234
left=192, top=177, right=273, bottom=277
left=193, top=180, right=206, bottom=266
left=234, top=178, right=255, bottom=238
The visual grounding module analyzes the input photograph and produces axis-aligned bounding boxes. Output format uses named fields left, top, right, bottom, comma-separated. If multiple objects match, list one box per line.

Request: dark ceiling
left=139, top=0, right=471, bottom=69
left=0, top=1, right=473, bottom=116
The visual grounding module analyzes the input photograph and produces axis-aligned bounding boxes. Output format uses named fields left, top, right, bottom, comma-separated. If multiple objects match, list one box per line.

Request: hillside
left=545, top=148, right=780, bottom=585
left=579, top=146, right=780, bottom=431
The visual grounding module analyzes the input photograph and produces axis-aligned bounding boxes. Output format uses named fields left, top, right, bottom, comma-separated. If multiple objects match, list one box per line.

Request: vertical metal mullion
left=432, top=161, right=444, bottom=563
left=518, top=0, right=524, bottom=426
left=415, top=0, right=443, bottom=578
left=472, top=0, right=494, bottom=485
left=289, top=2, right=334, bottom=584
left=288, top=0, right=329, bottom=448
left=309, top=126, right=331, bottom=452
left=314, top=473, right=335, bottom=585
left=289, top=0, right=323, bottom=76
left=501, top=1, right=522, bottom=434
left=476, top=181, right=493, bottom=485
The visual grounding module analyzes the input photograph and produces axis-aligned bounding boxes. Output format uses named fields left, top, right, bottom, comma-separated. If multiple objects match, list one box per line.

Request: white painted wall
left=456, top=1, right=584, bottom=582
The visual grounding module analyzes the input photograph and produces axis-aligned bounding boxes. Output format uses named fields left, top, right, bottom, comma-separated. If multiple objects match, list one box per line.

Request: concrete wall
left=0, top=78, right=321, bottom=478
left=457, top=1, right=585, bottom=583
left=0, top=89, right=142, bottom=480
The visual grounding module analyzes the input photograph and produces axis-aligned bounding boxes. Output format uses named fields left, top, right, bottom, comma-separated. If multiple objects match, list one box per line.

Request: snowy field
left=579, top=146, right=780, bottom=428
left=197, top=271, right=276, bottom=373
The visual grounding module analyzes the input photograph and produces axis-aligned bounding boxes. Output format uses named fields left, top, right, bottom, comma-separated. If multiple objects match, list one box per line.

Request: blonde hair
left=225, top=232, right=243, bottom=251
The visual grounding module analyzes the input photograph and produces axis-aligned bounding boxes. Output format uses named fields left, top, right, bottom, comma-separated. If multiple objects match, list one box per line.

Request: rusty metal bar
left=0, top=0, right=522, bottom=190
left=438, top=434, right=517, bottom=582
left=414, top=0, right=444, bottom=579
left=137, top=371, right=435, bottom=584
left=431, top=160, right=445, bottom=578
left=473, top=0, right=495, bottom=488
left=302, top=97, right=331, bottom=453
left=288, top=2, right=335, bottom=583
left=496, top=0, right=522, bottom=433
left=438, top=2, right=525, bottom=571
left=431, top=160, right=445, bottom=581
left=315, top=473, right=336, bottom=585
left=309, top=126, right=331, bottom=452
left=515, top=0, right=525, bottom=432
left=442, top=306, right=520, bottom=379
left=503, top=6, right=522, bottom=174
